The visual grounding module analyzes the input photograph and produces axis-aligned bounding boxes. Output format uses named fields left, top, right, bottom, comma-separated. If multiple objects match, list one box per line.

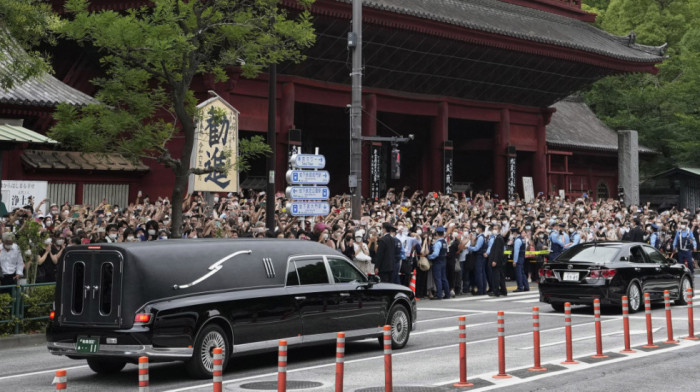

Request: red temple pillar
left=430, top=102, right=449, bottom=192
left=532, top=115, right=547, bottom=196
left=276, top=82, right=295, bottom=192
left=362, top=94, right=377, bottom=198
left=493, top=108, right=510, bottom=198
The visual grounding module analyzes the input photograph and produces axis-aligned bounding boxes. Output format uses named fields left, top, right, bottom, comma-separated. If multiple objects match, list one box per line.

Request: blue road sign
left=289, top=154, right=326, bottom=169
left=285, top=186, right=330, bottom=200
left=289, top=202, right=330, bottom=216
left=286, top=170, right=330, bottom=185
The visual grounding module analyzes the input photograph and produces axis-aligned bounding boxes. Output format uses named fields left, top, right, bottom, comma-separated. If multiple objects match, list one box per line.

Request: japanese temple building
left=1, top=0, right=666, bottom=204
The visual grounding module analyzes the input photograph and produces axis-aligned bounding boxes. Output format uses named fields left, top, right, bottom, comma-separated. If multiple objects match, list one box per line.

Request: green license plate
left=76, top=336, right=100, bottom=353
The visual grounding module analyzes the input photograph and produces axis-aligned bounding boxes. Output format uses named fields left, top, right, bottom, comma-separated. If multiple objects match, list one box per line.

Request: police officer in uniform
left=674, top=221, right=697, bottom=275
left=512, top=227, right=529, bottom=292
left=427, top=226, right=450, bottom=299
left=564, top=224, right=581, bottom=250
left=549, top=222, right=569, bottom=261
left=467, top=224, right=488, bottom=295
left=649, top=224, right=661, bottom=250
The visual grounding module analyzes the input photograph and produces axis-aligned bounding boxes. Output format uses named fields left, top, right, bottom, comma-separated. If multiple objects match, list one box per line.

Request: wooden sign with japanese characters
left=188, top=95, right=240, bottom=193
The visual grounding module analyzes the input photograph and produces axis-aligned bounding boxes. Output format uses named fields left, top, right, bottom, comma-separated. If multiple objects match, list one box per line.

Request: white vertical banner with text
left=188, top=93, right=240, bottom=194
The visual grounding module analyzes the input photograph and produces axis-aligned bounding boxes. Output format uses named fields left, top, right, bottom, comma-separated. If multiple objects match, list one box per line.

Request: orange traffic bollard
left=383, top=325, right=393, bottom=392
left=643, top=293, right=659, bottom=349
left=278, top=340, right=287, bottom=392
left=409, top=270, right=418, bottom=300
left=454, top=316, right=474, bottom=387
left=493, top=311, right=512, bottom=379
left=620, top=296, right=636, bottom=353
left=592, top=299, right=608, bottom=358
left=528, top=307, right=546, bottom=371
left=139, top=356, right=149, bottom=392
left=336, top=332, right=345, bottom=392
left=664, top=290, right=679, bottom=344
left=53, top=369, right=67, bottom=390
left=561, top=302, right=579, bottom=365
left=685, top=288, right=698, bottom=340
left=213, top=348, right=223, bottom=392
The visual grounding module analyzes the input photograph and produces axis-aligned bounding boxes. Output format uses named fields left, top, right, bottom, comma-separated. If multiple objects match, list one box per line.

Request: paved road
left=2, top=281, right=700, bottom=391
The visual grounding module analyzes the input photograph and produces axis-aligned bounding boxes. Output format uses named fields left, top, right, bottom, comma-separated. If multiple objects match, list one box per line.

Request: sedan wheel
left=627, top=282, right=642, bottom=313
left=675, top=276, right=693, bottom=305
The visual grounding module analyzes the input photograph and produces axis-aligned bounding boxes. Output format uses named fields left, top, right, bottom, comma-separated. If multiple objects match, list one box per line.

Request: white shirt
left=0, top=243, right=24, bottom=276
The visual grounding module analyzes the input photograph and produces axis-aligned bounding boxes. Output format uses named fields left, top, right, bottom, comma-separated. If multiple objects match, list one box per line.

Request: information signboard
left=289, top=154, right=326, bottom=169
left=286, top=170, right=330, bottom=185
left=285, top=186, right=330, bottom=201
left=289, top=202, right=330, bottom=216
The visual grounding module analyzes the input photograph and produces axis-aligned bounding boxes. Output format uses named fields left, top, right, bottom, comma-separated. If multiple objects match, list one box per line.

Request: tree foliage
left=582, top=0, right=700, bottom=175
left=48, top=0, right=316, bottom=237
left=0, top=0, right=60, bottom=89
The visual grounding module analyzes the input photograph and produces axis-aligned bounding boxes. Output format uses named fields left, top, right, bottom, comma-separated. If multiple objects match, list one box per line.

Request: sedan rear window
left=557, top=245, right=620, bottom=264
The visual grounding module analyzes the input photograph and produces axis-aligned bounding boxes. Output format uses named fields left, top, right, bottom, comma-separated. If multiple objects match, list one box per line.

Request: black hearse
left=46, top=239, right=416, bottom=378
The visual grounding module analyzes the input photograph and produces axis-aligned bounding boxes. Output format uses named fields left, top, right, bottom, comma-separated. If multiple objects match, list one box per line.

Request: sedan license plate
left=76, top=336, right=100, bottom=353
left=563, top=272, right=579, bottom=281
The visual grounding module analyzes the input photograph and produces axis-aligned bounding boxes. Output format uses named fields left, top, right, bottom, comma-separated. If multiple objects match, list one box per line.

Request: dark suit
left=375, top=233, right=395, bottom=283
left=488, top=235, right=507, bottom=296
left=629, top=226, right=645, bottom=243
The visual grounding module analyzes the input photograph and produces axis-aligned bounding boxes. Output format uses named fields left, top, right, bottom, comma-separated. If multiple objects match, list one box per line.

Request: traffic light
left=391, top=147, right=401, bottom=180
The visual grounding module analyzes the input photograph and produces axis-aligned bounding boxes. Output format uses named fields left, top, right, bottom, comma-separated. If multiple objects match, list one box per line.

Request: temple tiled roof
left=21, top=150, right=149, bottom=172
left=547, top=96, right=655, bottom=154
left=0, top=47, right=96, bottom=107
left=343, top=0, right=665, bottom=63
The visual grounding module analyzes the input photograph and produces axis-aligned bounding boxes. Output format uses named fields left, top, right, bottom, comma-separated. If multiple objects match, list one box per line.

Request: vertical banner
left=507, top=146, right=517, bottom=200
left=188, top=93, right=240, bottom=193
left=522, top=177, right=534, bottom=203
left=444, top=140, right=454, bottom=194
left=288, top=129, right=302, bottom=169
left=370, top=143, right=381, bottom=200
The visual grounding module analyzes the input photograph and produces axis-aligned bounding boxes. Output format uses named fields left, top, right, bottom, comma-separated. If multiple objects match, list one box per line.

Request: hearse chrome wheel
left=627, top=282, right=641, bottom=313
left=186, top=324, right=229, bottom=379
left=389, top=305, right=410, bottom=349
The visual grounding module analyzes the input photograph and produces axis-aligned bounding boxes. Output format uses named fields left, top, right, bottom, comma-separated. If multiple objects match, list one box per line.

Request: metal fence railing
left=0, top=282, right=55, bottom=335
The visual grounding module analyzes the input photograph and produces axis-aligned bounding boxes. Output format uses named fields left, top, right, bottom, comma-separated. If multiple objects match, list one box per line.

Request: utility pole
left=266, top=60, right=277, bottom=232
left=349, top=0, right=362, bottom=221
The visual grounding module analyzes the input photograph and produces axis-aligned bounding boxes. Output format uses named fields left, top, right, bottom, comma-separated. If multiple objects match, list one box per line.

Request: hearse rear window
left=72, top=262, right=85, bottom=315
left=294, top=259, right=329, bottom=285
left=99, top=262, right=114, bottom=315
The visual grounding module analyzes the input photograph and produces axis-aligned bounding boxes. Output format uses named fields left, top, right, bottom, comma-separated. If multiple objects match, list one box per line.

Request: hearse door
left=60, top=251, right=122, bottom=326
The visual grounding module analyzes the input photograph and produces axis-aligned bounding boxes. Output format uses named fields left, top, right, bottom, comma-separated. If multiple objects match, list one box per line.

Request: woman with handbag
left=415, top=230, right=432, bottom=299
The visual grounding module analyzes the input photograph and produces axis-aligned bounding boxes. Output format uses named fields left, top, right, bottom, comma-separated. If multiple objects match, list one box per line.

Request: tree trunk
left=169, top=88, right=197, bottom=239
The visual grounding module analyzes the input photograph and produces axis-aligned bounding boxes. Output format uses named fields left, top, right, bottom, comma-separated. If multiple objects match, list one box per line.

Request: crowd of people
left=1, top=187, right=699, bottom=298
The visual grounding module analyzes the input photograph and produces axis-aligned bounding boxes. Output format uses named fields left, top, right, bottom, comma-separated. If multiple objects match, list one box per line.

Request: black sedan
left=539, top=242, right=693, bottom=312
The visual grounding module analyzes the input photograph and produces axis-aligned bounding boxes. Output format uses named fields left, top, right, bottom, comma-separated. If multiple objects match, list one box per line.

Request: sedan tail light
left=539, top=268, right=554, bottom=278
left=589, top=269, right=616, bottom=279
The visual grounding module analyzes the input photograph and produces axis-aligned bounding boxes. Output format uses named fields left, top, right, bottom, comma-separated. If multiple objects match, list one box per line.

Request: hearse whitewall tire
left=388, top=304, right=410, bottom=349
left=185, top=324, right=230, bottom=379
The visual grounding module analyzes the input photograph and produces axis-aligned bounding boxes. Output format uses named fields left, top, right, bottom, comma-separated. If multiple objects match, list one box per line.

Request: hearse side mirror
left=362, top=274, right=380, bottom=288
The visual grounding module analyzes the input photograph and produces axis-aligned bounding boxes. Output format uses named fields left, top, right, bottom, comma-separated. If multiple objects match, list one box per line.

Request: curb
left=0, top=333, right=46, bottom=351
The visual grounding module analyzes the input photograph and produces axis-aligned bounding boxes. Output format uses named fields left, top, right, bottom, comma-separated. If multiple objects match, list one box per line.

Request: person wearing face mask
left=104, top=224, right=120, bottom=243
left=512, top=227, right=529, bottom=292
left=549, top=222, right=568, bottom=261
left=673, top=221, right=697, bottom=274
left=564, top=224, right=580, bottom=250
left=37, top=237, right=57, bottom=282
left=0, top=233, right=23, bottom=294
left=426, top=226, right=450, bottom=300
